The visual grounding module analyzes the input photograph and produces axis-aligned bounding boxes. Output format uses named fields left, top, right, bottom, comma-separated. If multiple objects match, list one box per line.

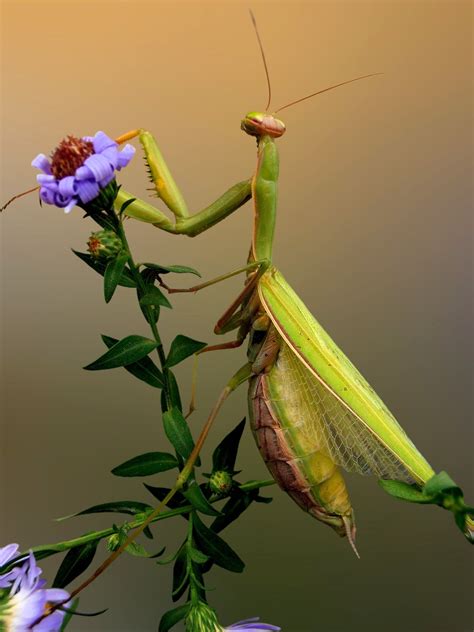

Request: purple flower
left=0, top=544, right=70, bottom=631
left=224, top=618, right=281, bottom=631
left=32, top=131, right=135, bottom=213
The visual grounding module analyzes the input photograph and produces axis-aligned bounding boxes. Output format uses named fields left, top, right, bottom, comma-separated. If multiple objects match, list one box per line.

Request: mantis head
left=241, top=112, right=286, bottom=138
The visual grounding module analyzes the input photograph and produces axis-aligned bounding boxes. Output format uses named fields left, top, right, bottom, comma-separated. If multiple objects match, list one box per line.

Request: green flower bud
left=87, top=229, right=122, bottom=260
left=106, top=532, right=121, bottom=552
left=185, top=601, right=221, bottom=632
left=209, top=470, right=233, bottom=496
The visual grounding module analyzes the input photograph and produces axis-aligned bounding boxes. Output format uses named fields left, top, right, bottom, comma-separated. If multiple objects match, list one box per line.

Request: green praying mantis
left=6, top=13, right=471, bottom=559
left=107, top=15, right=473, bottom=556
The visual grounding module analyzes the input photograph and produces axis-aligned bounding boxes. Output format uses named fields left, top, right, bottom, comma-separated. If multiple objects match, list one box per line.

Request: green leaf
left=159, top=603, right=191, bottom=632
left=183, top=482, right=220, bottom=517
left=139, top=285, right=172, bottom=309
left=143, top=484, right=186, bottom=509
left=59, top=598, right=79, bottom=631
left=378, top=479, right=434, bottom=504
left=84, top=335, right=158, bottom=371
left=119, top=197, right=136, bottom=215
left=165, top=335, right=207, bottom=368
left=53, top=541, right=98, bottom=588
left=423, top=471, right=461, bottom=498
left=163, top=407, right=195, bottom=460
left=161, top=370, right=182, bottom=412
left=188, top=547, right=209, bottom=564
left=172, top=547, right=189, bottom=602
left=192, top=514, right=244, bottom=573
left=104, top=252, right=128, bottom=303
left=111, top=452, right=178, bottom=477
left=101, top=335, right=164, bottom=388
left=58, top=500, right=152, bottom=521
left=72, top=250, right=136, bottom=288
left=125, top=541, right=149, bottom=557
left=211, top=489, right=255, bottom=533
left=212, top=418, right=246, bottom=473
left=143, top=262, right=201, bottom=277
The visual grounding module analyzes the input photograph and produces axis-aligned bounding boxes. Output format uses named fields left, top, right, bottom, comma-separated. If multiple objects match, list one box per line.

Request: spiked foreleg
left=114, top=128, right=252, bottom=235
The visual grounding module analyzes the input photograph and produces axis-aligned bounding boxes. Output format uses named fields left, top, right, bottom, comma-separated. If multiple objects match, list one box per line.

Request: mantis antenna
left=274, top=73, right=383, bottom=114
left=249, top=9, right=273, bottom=112
left=0, top=186, right=39, bottom=212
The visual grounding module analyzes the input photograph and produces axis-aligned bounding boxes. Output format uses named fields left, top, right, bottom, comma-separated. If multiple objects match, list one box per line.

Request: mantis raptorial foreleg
left=114, top=129, right=252, bottom=235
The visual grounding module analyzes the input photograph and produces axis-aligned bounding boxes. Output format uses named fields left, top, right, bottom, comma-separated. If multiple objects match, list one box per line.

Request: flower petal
left=100, top=146, right=119, bottom=169
left=43, top=588, right=70, bottom=603
left=39, top=187, right=55, bottom=205
left=58, top=176, right=78, bottom=197
left=75, top=165, right=94, bottom=181
left=0, top=567, right=21, bottom=588
left=33, top=609, right=66, bottom=631
left=117, top=143, right=136, bottom=168
left=76, top=179, right=99, bottom=204
left=63, top=198, right=77, bottom=213
left=37, top=174, right=56, bottom=185
left=99, top=171, right=115, bottom=188
left=54, top=193, right=74, bottom=209
left=83, top=154, right=114, bottom=182
left=31, top=154, right=52, bottom=174
left=92, top=131, right=117, bottom=153
left=0, top=543, right=20, bottom=566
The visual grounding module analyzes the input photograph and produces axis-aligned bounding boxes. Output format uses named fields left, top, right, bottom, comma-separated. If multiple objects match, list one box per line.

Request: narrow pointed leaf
left=211, top=489, right=255, bottom=533
left=119, top=197, right=136, bottom=215
left=125, top=541, right=149, bottom=557
left=104, top=252, right=128, bottom=303
left=59, top=598, right=79, bottom=631
left=183, top=482, right=220, bottom=516
left=101, top=335, right=164, bottom=388
left=58, top=500, right=152, bottom=521
left=171, top=547, right=189, bottom=602
left=84, top=335, right=157, bottom=371
left=378, top=479, right=434, bottom=504
left=111, top=452, right=178, bottom=477
left=72, top=250, right=136, bottom=287
left=188, top=548, right=209, bottom=564
left=53, top=541, right=98, bottom=588
left=143, top=262, right=201, bottom=277
left=192, top=513, right=244, bottom=573
left=165, top=335, right=207, bottom=368
left=159, top=604, right=191, bottom=632
left=423, top=471, right=461, bottom=497
left=163, top=408, right=195, bottom=460
left=161, top=370, right=182, bottom=412
left=140, top=285, right=172, bottom=309
left=212, top=418, right=246, bottom=473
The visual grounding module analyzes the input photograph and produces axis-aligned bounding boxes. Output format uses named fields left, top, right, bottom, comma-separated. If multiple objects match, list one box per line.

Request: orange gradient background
left=1, top=2, right=472, bottom=631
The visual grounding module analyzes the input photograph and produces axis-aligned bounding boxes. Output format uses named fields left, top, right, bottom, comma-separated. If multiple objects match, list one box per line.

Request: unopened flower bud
left=185, top=601, right=221, bottom=632
left=87, top=229, right=122, bottom=260
left=209, top=470, right=233, bottom=496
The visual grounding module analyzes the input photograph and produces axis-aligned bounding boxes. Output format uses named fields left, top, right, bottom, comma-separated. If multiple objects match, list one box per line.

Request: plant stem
left=115, top=217, right=172, bottom=408
left=21, top=480, right=275, bottom=564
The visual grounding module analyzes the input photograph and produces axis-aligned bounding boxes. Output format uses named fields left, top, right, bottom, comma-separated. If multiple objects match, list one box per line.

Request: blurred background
left=1, top=1, right=472, bottom=630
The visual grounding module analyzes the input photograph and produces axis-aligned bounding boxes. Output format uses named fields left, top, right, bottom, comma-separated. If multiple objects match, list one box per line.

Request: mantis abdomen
left=248, top=326, right=357, bottom=546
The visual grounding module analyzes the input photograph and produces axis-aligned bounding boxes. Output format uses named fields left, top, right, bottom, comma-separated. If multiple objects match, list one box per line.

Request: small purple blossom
left=224, top=618, right=281, bottom=631
left=32, top=131, right=135, bottom=213
left=0, top=544, right=70, bottom=631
